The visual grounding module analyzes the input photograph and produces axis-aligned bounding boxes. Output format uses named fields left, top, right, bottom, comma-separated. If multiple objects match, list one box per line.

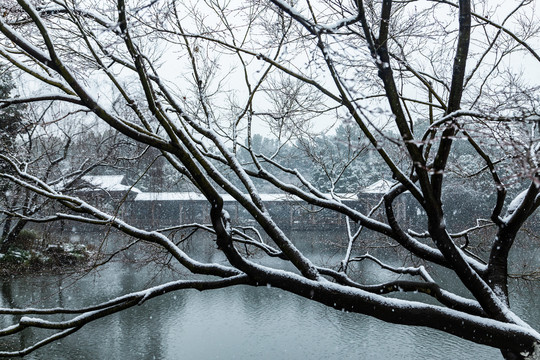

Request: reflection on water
left=0, top=231, right=538, bottom=360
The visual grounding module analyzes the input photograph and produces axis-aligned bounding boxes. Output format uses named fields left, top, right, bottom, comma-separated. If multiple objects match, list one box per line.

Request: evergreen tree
left=0, top=66, right=27, bottom=251
left=0, top=68, right=25, bottom=151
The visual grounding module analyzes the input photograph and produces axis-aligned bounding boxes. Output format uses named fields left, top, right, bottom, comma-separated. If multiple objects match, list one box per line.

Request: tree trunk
left=0, top=216, right=13, bottom=253
left=0, top=218, right=28, bottom=253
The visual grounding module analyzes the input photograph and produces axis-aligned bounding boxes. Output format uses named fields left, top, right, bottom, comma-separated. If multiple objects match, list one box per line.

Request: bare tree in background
left=0, top=113, right=134, bottom=252
left=0, top=0, right=539, bottom=358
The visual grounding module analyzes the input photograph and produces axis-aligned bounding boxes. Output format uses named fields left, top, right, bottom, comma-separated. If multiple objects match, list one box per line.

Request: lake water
left=0, top=231, right=539, bottom=359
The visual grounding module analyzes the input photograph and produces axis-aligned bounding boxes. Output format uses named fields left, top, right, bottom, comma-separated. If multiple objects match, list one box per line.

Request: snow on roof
left=361, top=179, right=395, bottom=194
left=82, top=175, right=141, bottom=193
left=333, top=193, right=359, bottom=201
left=135, top=192, right=295, bottom=202
left=135, top=192, right=207, bottom=201
left=134, top=192, right=358, bottom=202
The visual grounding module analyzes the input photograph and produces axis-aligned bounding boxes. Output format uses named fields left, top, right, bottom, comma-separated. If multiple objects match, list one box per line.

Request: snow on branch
left=0, top=94, right=83, bottom=108
left=503, top=181, right=540, bottom=228
left=268, top=0, right=318, bottom=35
left=428, top=109, right=539, bottom=131
left=0, top=327, right=81, bottom=358
left=341, top=198, right=384, bottom=272
left=350, top=253, right=434, bottom=281
left=0, top=13, right=54, bottom=67
left=268, top=0, right=360, bottom=34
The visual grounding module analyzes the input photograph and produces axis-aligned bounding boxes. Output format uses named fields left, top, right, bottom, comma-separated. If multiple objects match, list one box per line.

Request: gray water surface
left=1, top=231, right=538, bottom=360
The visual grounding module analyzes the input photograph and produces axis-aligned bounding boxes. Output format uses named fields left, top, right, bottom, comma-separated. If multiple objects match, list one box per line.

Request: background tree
left=0, top=1, right=539, bottom=359
left=0, top=113, right=134, bottom=252
left=0, top=67, right=25, bottom=150
left=0, top=65, right=28, bottom=250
